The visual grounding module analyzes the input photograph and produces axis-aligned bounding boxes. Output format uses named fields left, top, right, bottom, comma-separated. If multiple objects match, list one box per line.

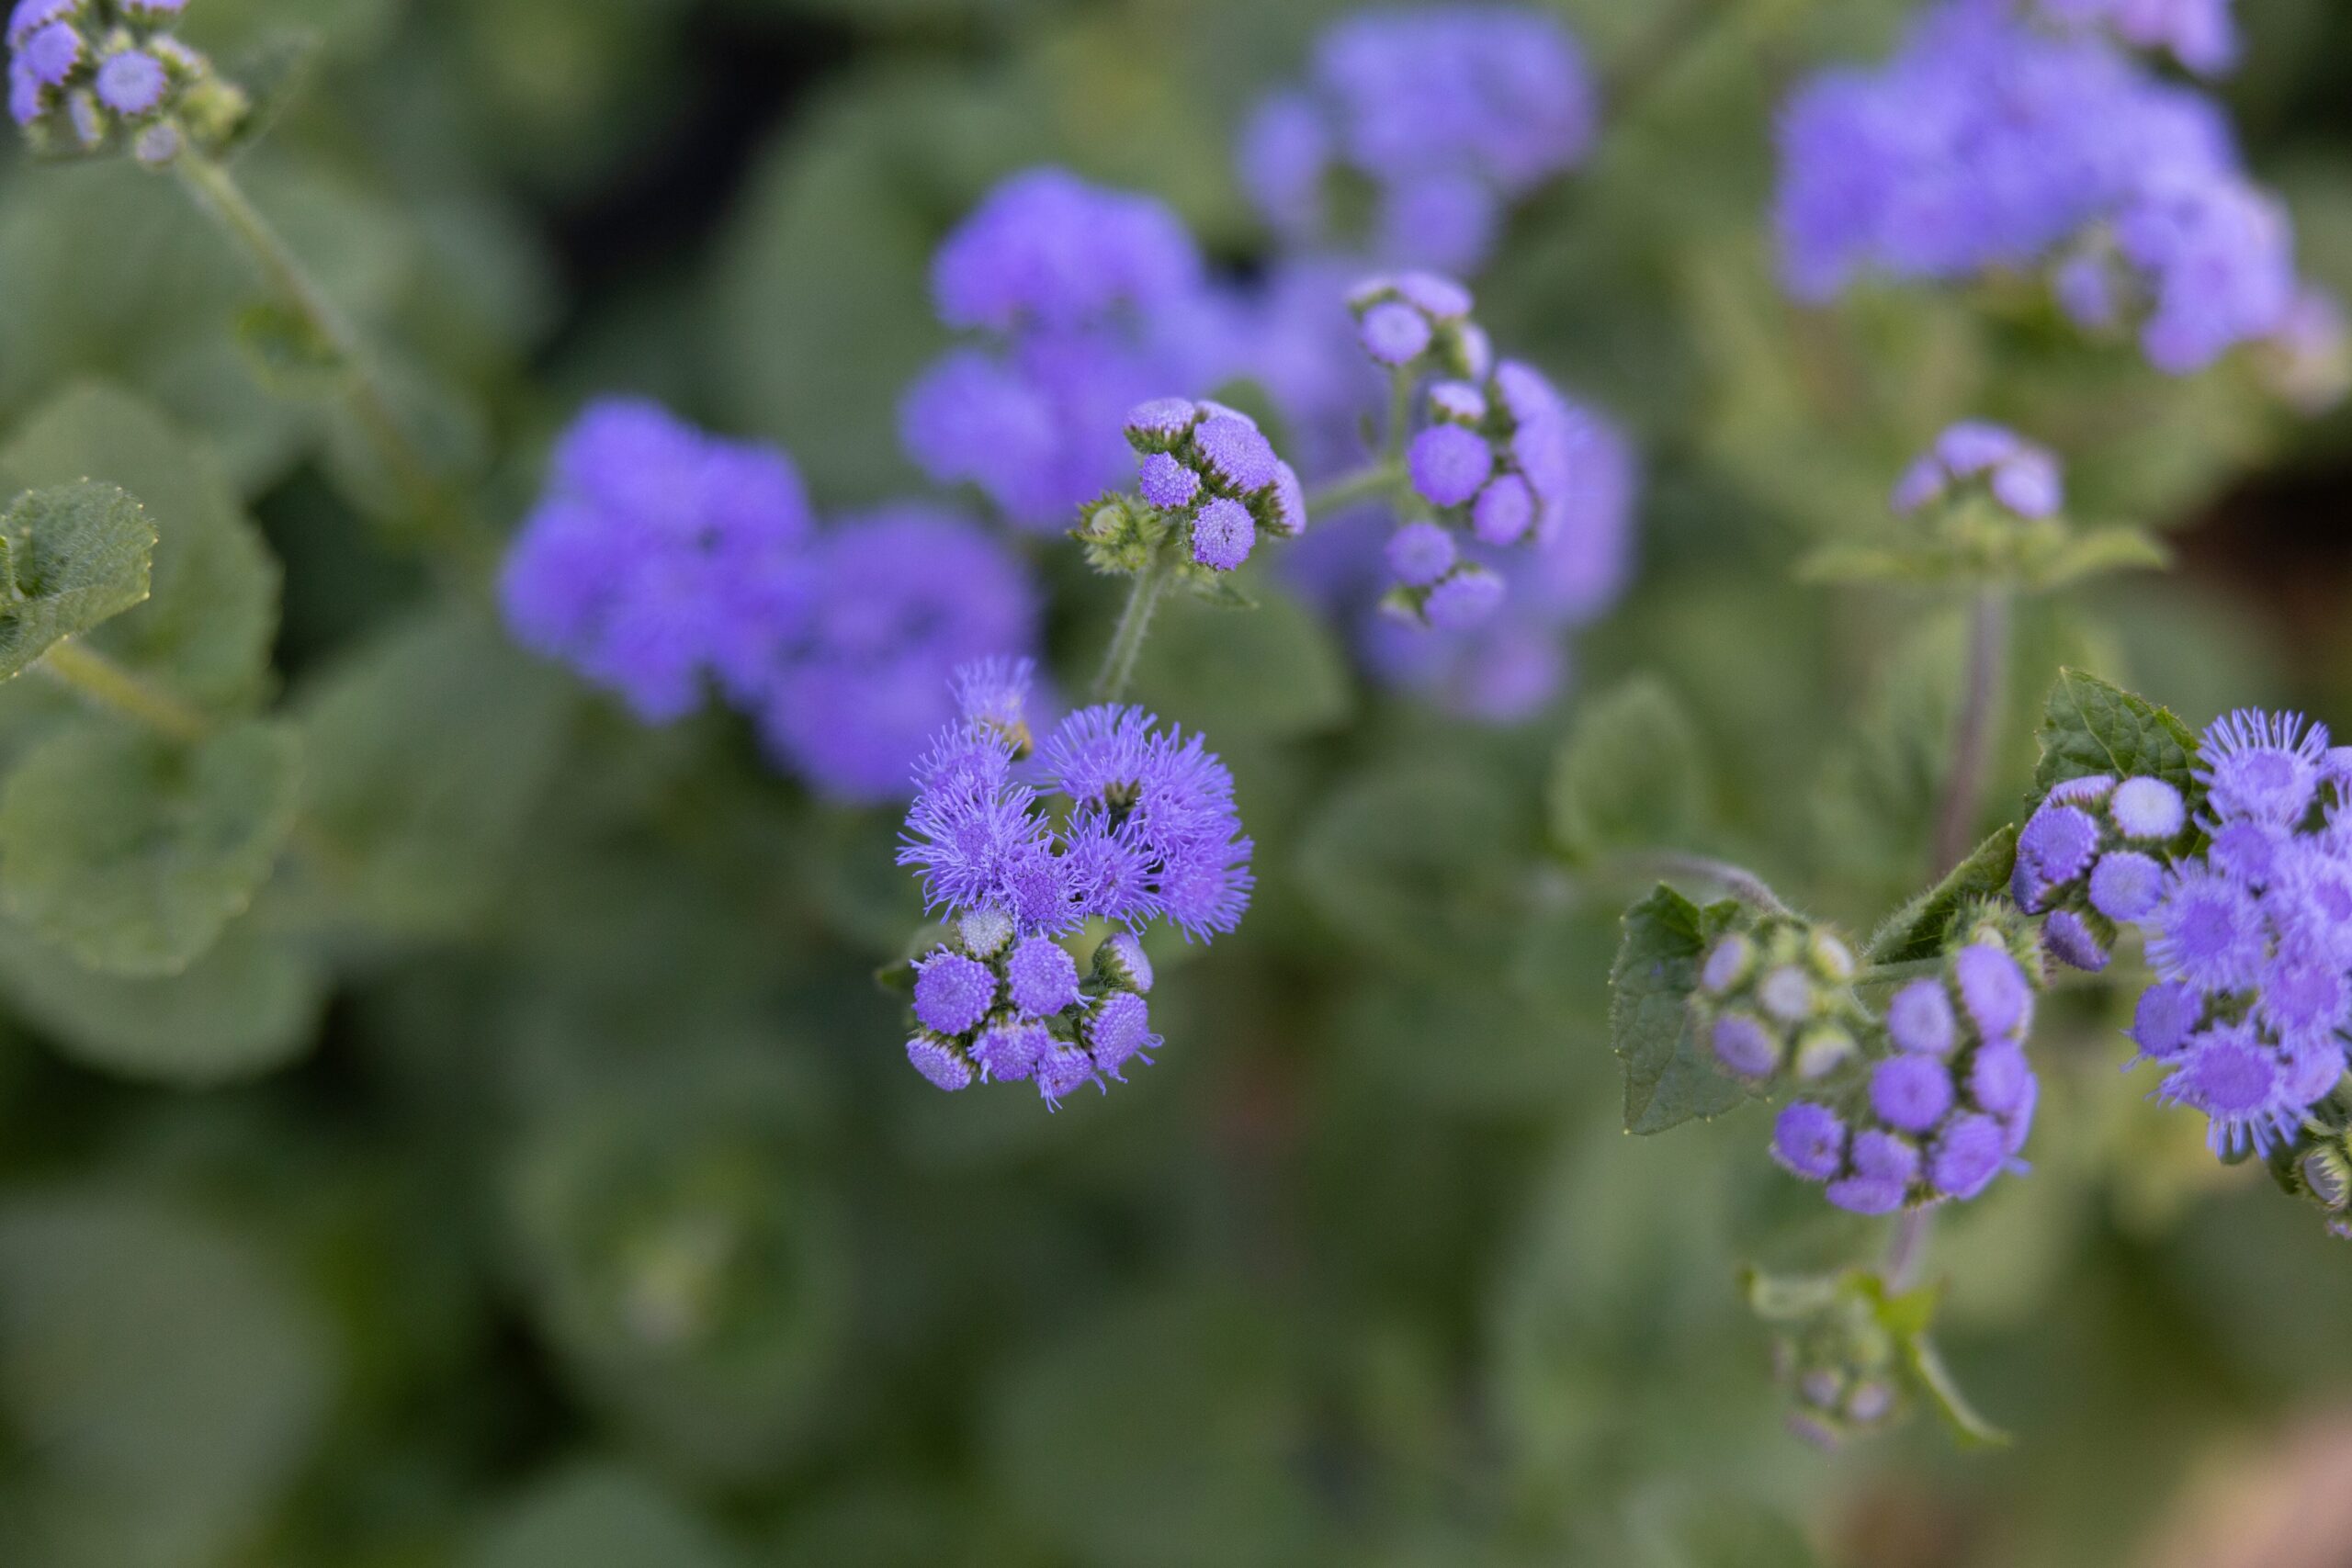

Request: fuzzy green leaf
left=0, top=918, right=325, bottom=1082
left=1611, top=885, right=1748, bottom=1134
left=0, top=382, right=280, bottom=710
left=2030, top=668, right=2199, bottom=810
left=1863, top=825, right=2019, bottom=964
left=0, top=484, right=154, bottom=680
left=0, top=717, right=302, bottom=976
left=1550, top=677, right=1706, bottom=860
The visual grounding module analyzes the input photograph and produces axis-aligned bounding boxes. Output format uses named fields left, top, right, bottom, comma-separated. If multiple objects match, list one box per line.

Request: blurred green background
left=2, top=0, right=2351, bottom=1563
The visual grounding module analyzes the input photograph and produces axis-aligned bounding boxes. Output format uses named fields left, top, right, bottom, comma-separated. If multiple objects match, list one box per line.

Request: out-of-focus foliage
left=0, top=0, right=2347, bottom=1564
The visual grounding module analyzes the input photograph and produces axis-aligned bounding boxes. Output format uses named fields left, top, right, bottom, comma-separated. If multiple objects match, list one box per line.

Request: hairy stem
left=1304, top=461, right=1405, bottom=518
left=1883, top=1208, right=1931, bottom=1292
left=172, top=144, right=487, bottom=567
left=1607, top=851, right=1793, bottom=917
left=1853, top=957, right=1947, bottom=986
left=39, top=640, right=211, bottom=744
left=1930, top=592, right=2011, bottom=876
left=1094, top=541, right=1178, bottom=704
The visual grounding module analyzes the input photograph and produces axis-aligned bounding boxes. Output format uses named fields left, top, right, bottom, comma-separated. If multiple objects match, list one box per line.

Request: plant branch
left=38, top=640, right=211, bottom=745
left=172, top=142, right=489, bottom=569
left=1304, top=461, right=1404, bottom=518
left=1093, top=540, right=1179, bottom=704
left=1930, top=592, right=2011, bottom=876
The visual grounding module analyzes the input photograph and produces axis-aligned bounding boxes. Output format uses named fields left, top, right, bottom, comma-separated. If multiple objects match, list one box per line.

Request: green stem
left=1093, top=540, right=1178, bottom=703
left=1606, top=851, right=1792, bottom=917
left=1854, top=957, right=1946, bottom=986
left=1930, top=591, right=2012, bottom=875
left=172, top=141, right=487, bottom=568
left=38, top=640, right=210, bottom=745
left=1304, top=461, right=1405, bottom=518
left=1883, top=1208, right=1931, bottom=1292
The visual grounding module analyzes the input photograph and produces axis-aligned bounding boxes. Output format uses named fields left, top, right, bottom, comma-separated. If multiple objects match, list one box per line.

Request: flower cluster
left=501, top=400, right=1037, bottom=803
left=896, top=659, right=1252, bottom=1105
left=1692, top=916, right=1866, bottom=1087
left=2036, top=0, right=2237, bottom=75
left=1774, top=1, right=2318, bottom=375
left=899, top=170, right=1232, bottom=532
left=2014, top=773, right=2191, bottom=970
left=1770, top=923, right=2043, bottom=1213
left=2114, top=711, right=2352, bottom=1156
left=1113, top=399, right=1306, bottom=573
left=1773, top=1289, right=1905, bottom=1450
left=1238, top=6, right=1595, bottom=273
left=1891, top=423, right=2064, bottom=521
left=7, top=0, right=242, bottom=163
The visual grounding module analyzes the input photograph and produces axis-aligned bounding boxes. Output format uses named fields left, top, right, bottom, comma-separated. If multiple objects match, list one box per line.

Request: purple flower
left=902, top=172, right=1229, bottom=532
left=1969, top=1039, right=2033, bottom=1118
left=1109, top=399, right=1306, bottom=571
left=1871, top=1055, right=1956, bottom=1134
left=973, top=1020, right=1050, bottom=1083
left=1701, top=933, right=1756, bottom=996
left=2043, top=908, right=2109, bottom=972
left=1098, top=931, right=1154, bottom=993
left=907, top=1037, right=975, bottom=1092
left=1772, top=1101, right=1848, bottom=1181
left=2089, top=850, right=2164, bottom=921
left=2111, top=777, right=2188, bottom=841
left=2198, top=708, right=2329, bottom=826
left=2145, top=864, right=2267, bottom=994
left=1828, top=1130, right=1919, bottom=1215
left=1892, top=422, right=2064, bottom=520
left=1088, top=990, right=1159, bottom=1080
left=1424, top=567, right=1505, bottom=630
left=6, top=0, right=76, bottom=45
left=1034, top=1043, right=1098, bottom=1108
left=1712, top=1014, right=1780, bottom=1080
left=1408, top=424, right=1493, bottom=508
left=1888, top=979, right=1957, bottom=1056
left=1005, top=936, right=1080, bottom=1018
left=931, top=168, right=1202, bottom=334
left=727, top=503, right=1039, bottom=804
left=1359, top=301, right=1433, bottom=366
left=1385, top=522, right=1457, bottom=589
left=1138, top=452, right=1201, bottom=511
left=17, top=16, right=75, bottom=85
left=1773, top=3, right=2303, bottom=373
left=1240, top=6, right=1597, bottom=272
left=94, top=49, right=163, bottom=114
left=1191, top=499, right=1256, bottom=571
left=2131, top=979, right=2203, bottom=1061
left=1953, top=944, right=2032, bottom=1042
left=2019, top=802, right=2100, bottom=886
left=2162, top=1021, right=2301, bottom=1156
left=501, top=398, right=814, bottom=725
left=1928, top=1113, right=2009, bottom=1200
left=913, top=951, right=997, bottom=1037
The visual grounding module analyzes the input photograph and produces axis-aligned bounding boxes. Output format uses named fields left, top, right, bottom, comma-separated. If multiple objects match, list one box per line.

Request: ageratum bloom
left=1891, top=422, right=2064, bottom=521
left=2117, top=710, right=2352, bottom=1156
left=1774, top=2, right=2308, bottom=374
left=1690, top=919, right=1863, bottom=1086
left=899, top=169, right=1234, bottom=532
left=2013, top=772, right=2191, bottom=970
left=7, top=0, right=233, bottom=163
left=1117, top=399, right=1306, bottom=572
left=503, top=401, right=1039, bottom=802
left=1772, top=930, right=2043, bottom=1213
left=895, top=659, right=1250, bottom=1104
left=1238, top=6, right=1596, bottom=273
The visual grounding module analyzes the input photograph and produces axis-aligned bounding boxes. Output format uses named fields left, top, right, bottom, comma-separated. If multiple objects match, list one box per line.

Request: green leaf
left=471, top=1464, right=744, bottom=1568
left=1129, top=585, right=1350, bottom=740
left=1549, top=677, right=1706, bottom=860
left=287, top=608, right=575, bottom=942
left=1863, top=824, right=2019, bottom=964
left=0, top=484, right=154, bottom=680
left=0, top=382, right=280, bottom=710
left=0, top=717, right=302, bottom=976
left=2020, top=525, right=2169, bottom=591
left=0, top=1192, right=331, bottom=1568
left=0, top=917, right=324, bottom=1083
left=1611, top=885, right=1748, bottom=1134
left=1905, top=1333, right=2014, bottom=1450
left=234, top=299, right=345, bottom=395
left=2030, top=667, right=2199, bottom=810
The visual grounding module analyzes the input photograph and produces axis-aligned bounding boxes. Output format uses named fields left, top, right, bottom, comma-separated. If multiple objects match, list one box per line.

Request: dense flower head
left=2109, top=710, right=2352, bottom=1157
left=2012, top=772, right=2194, bottom=970
left=1348, top=273, right=1487, bottom=375
left=721, top=502, right=1040, bottom=804
left=901, top=170, right=1234, bottom=532
left=7, top=0, right=230, bottom=160
left=1773, top=2, right=2308, bottom=374
left=1113, top=398, right=1306, bottom=571
left=1773, top=927, right=2043, bottom=1213
left=502, top=398, right=817, bottom=725
left=503, top=402, right=1039, bottom=801
left=894, top=660, right=1250, bottom=1104
left=1692, top=917, right=1862, bottom=1086
left=1891, top=422, right=2064, bottom=521
left=1238, top=6, right=1597, bottom=273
